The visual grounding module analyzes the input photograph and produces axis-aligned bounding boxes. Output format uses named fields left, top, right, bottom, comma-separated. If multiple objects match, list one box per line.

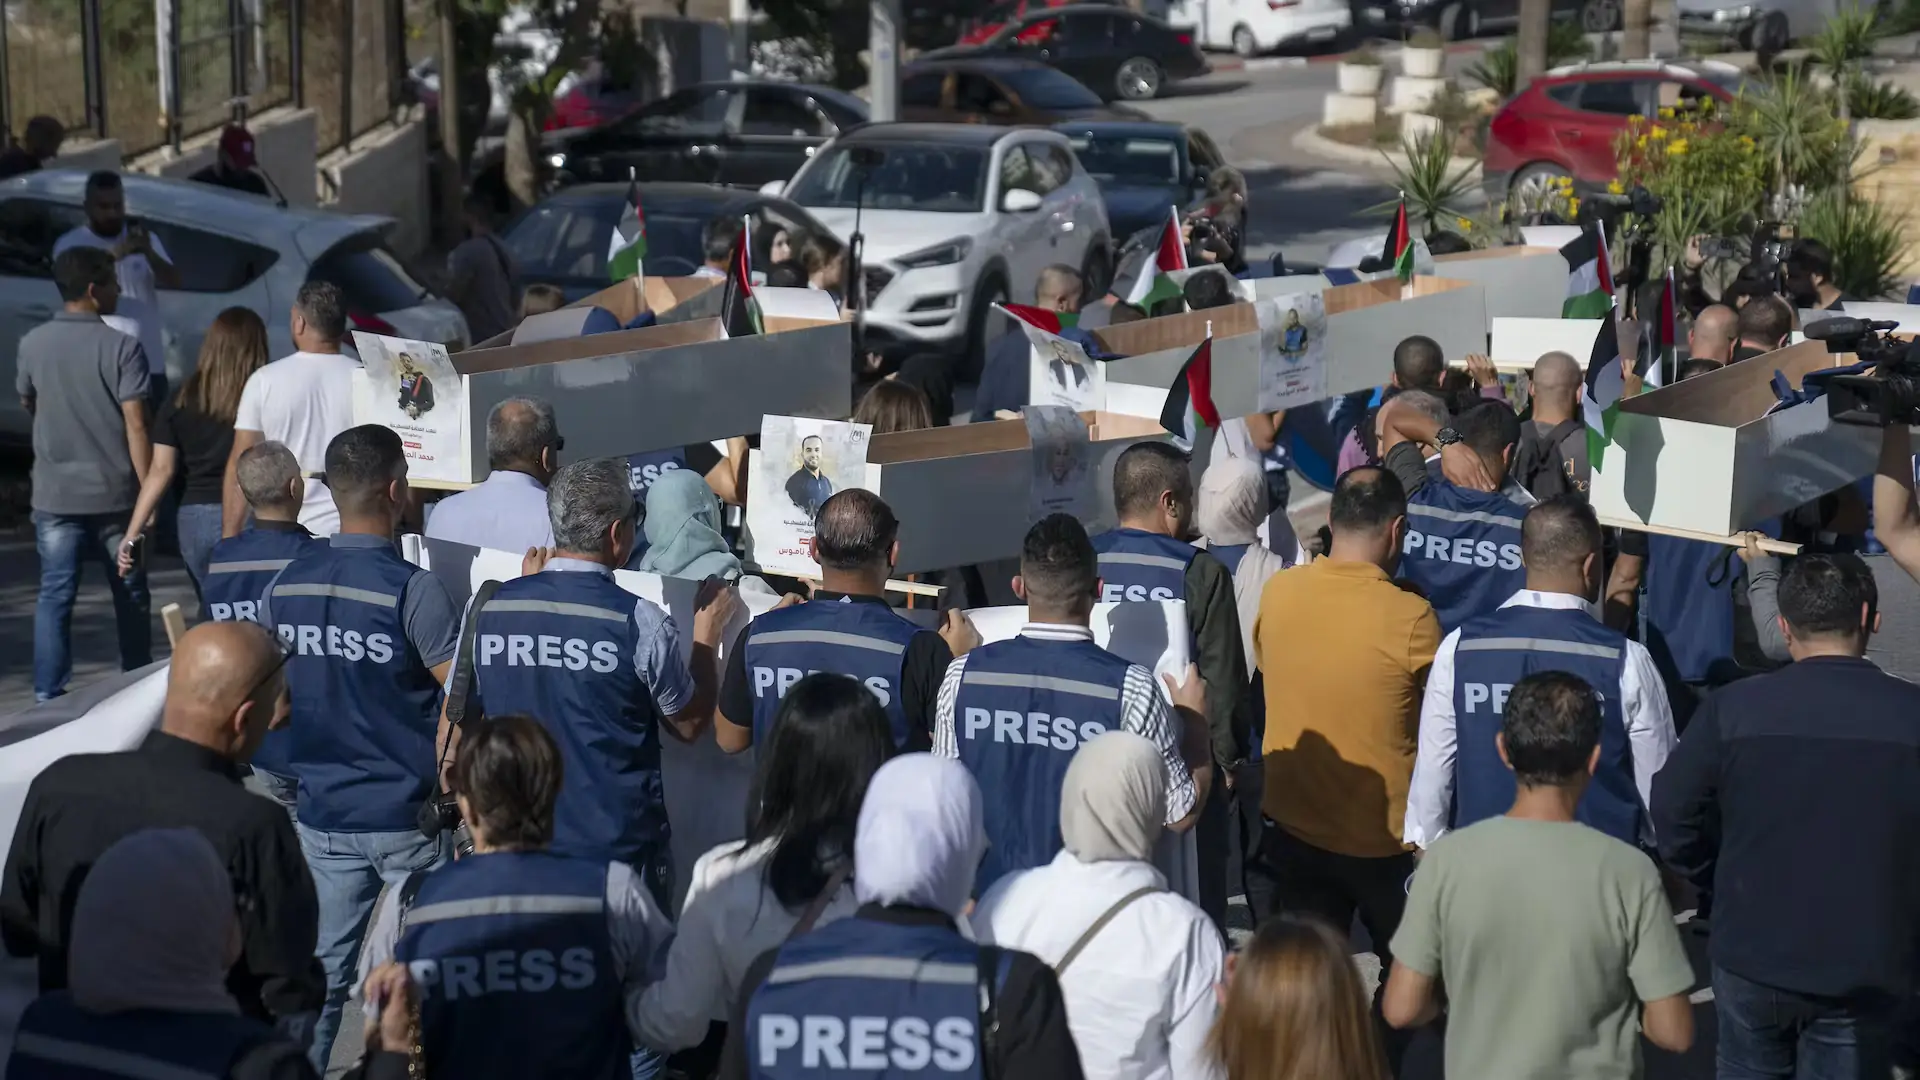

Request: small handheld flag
left=607, top=175, right=646, bottom=283
left=1582, top=309, right=1624, bottom=472
left=1381, top=197, right=1414, bottom=283
left=1559, top=224, right=1612, bottom=320
left=719, top=214, right=762, bottom=338
left=1159, top=332, right=1219, bottom=450
left=1123, top=207, right=1190, bottom=311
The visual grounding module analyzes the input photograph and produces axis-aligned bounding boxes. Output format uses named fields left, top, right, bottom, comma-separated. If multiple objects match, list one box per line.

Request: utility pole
left=729, top=0, right=750, bottom=75
left=869, top=0, right=901, bottom=122
left=436, top=0, right=466, bottom=249
left=1515, top=0, right=1549, bottom=90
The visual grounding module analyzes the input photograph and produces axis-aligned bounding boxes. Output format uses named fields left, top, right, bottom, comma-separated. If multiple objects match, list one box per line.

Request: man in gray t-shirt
left=18, top=246, right=153, bottom=701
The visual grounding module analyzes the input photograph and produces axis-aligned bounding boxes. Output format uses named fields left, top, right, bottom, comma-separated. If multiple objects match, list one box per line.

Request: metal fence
left=1, top=0, right=405, bottom=159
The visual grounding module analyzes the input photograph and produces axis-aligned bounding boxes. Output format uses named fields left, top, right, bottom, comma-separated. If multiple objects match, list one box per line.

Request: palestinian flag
left=1638, top=269, right=1677, bottom=388
left=1560, top=224, right=1613, bottom=319
left=719, top=215, right=761, bottom=338
left=1159, top=335, right=1219, bottom=449
left=1123, top=207, right=1189, bottom=311
left=999, top=303, right=1077, bottom=335
left=1582, top=309, right=1624, bottom=473
left=607, top=179, right=646, bottom=283
left=1381, top=198, right=1414, bottom=282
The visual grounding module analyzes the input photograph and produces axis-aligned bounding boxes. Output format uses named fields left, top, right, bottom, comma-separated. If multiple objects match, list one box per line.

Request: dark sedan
left=550, top=81, right=869, bottom=191
left=1055, top=120, right=1225, bottom=242
left=900, top=57, right=1151, bottom=125
left=930, top=5, right=1209, bottom=101
left=500, top=183, right=832, bottom=302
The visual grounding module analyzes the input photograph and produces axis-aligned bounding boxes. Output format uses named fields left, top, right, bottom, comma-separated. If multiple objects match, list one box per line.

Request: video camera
left=1805, top=316, right=1920, bottom=427
left=1581, top=186, right=1662, bottom=301
left=1699, top=220, right=1794, bottom=294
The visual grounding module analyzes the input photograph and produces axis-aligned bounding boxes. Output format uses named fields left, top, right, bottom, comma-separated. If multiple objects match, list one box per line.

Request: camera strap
left=446, top=580, right=503, bottom=728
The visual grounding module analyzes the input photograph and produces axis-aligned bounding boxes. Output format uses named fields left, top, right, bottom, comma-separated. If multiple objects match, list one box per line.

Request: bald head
left=163, top=621, right=287, bottom=759
left=1689, top=304, right=1738, bottom=364
left=1529, top=351, right=1582, bottom=423
left=235, top=440, right=302, bottom=518
left=486, top=396, right=559, bottom=475
left=1522, top=495, right=1602, bottom=592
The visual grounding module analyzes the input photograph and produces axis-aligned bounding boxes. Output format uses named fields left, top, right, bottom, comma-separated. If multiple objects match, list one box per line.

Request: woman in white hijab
left=718, top=754, right=1089, bottom=1080
left=974, top=733, right=1227, bottom=1080
left=3, top=828, right=376, bottom=1080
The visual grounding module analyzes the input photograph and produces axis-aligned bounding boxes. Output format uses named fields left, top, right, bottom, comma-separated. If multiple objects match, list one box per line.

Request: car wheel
left=1754, top=11, right=1788, bottom=55
left=1510, top=161, right=1574, bottom=201
left=1579, top=0, right=1622, bottom=32
left=1232, top=25, right=1259, bottom=56
left=1438, top=2, right=1477, bottom=40
left=1115, top=57, right=1164, bottom=100
left=961, top=271, right=1010, bottom=384
left=1081, top=242, right=1112, bottom=299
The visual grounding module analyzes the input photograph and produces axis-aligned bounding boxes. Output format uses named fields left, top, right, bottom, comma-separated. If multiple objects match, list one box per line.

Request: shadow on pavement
left=1161, top=77, right=1252, bottom=98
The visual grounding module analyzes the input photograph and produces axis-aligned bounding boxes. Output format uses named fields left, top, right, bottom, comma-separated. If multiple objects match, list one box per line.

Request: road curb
left=1288, top=123, right=1483, bottom=181
left=1208, top=37, right=1483, bottom=74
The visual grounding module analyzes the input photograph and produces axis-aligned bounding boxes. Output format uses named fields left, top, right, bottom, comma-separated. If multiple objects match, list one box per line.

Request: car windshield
left=1066, top=134, right=1181, bottom=185
left=998, top=64, right=1105, bottom=110
left=308, top=240, right=429, bottom=311
left=787, top=144, right=988, bottom=212
left=504, top=199, right=710, bottom=281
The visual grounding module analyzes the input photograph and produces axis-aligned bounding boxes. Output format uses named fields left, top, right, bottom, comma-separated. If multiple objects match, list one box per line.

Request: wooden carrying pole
left=1598, top=516, right=1803, bottom=556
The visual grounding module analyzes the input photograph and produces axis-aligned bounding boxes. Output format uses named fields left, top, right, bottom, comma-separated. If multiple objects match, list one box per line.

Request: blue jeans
left=299, top=824, right=448, bottom=1073
left=33, top=510, right=151, bottom=701
left=175, top=500, right=223, bottom=597
left=1715, top=965, right=1895, bottom=1080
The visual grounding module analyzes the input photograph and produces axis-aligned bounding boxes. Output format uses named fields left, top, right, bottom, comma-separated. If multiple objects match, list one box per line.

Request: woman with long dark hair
left=635, top=673, right=892, bottom=1061
left=118, top=307, right=269, bottom=591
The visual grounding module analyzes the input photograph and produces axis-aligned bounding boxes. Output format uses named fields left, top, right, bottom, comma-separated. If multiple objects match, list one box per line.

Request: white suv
left=769, top=123, right=1111, bottom=377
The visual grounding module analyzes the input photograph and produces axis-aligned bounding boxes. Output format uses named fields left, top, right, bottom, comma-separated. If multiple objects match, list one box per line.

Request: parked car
left=1053, top=120, right=1225, bottom=242
left=545, top=61, right=650, bottom=132
left=1189, top=0, right=1351, bottom=56
left=501, top=182, right=833, bottom=302
left=547, top=81, right=870, bottom=192
left=767, top=123, right=1113, bottom=371
left=900, top=57, right=1152, bottom=125
left=956, top=0, right=1071, bottom=44
left=1352, top=0, right=1619, bottom=39
left=1675, top=0, right=1833, bottom=54
left=0, top=171, right=466, bottom=444
left=1482, top=59, right=1746, bottom=196
left=928, top=6, right=1210, bottom=101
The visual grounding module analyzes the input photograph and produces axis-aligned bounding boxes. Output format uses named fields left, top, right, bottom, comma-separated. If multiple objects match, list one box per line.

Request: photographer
left=1868, top=424, right=1920, bottom=682
left=1786, top=239, right=1852, bottom=312
left=355, top=713, right=675, bottom=1079
left=1184, top=165, right=1247, bottom=275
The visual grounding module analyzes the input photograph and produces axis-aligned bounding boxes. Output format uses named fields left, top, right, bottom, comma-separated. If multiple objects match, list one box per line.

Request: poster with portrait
left=1027, top=331, right=1106, bottom=412
left=352, top=331, right=467, bottom=483
left=1024, top=406, right=1093, bottom=523
left=1254, top=293, right=1328, bottom=413
left=747, top=415, right=873, bottom=578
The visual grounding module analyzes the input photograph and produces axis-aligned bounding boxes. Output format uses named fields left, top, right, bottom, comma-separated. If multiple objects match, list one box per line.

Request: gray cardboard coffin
left=468, top=276, right=722, bottom=350
left=1091, top=276, right=1487, bottom=413
left=1431, top=246, right=1570, bottom=321
left=455, top=314, right=850, bottom=469
left=868, top=412, right=1170, bottom=574
left=1591, top=341, right=1880, bottom=536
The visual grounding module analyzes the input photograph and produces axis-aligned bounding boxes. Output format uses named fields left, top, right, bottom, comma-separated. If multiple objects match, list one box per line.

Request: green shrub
left=1846, top=74, right=1920, bottom=119
left=1733, top=69, right=1857, bottom=191
left=1374, top=124, right=1480, bottom=235
left=1546, top=20, right=1595, bottom=66
left=1798, top=189, right=1910, bottom=300
left=1408, top=26, right=1446, bottom=47
left=1465, top=41, right=1519, bottom=96
left=1811, top=4, right=1881, bottom=71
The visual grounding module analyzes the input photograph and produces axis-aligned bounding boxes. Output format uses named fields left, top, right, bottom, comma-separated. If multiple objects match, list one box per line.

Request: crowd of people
left=14, top=144, right=1920, bottom=1080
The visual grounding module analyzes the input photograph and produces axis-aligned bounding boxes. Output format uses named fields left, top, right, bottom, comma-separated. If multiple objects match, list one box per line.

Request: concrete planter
left=1400, top=111, right=1445, bottom=143
left=1336, top=61, right=1384, bottom=96
left=1402, top=44, right=1444, bottom=78
left=1389, top=75, right=1448, bottom=114
left=1323, top=92, right=1380, bottom=127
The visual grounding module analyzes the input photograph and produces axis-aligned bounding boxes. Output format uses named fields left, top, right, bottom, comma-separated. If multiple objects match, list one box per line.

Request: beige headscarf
left=1059, top=732, right=1168, bottom=863
left=1198, top=456, right=1292, bottom=669
left=68, top=828, right=241, bottom=1016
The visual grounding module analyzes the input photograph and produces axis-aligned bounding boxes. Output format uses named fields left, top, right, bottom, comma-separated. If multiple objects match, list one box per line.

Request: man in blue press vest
left=201, top=440, right=319, bottom=812
left=448, top=457, right=737, bottom=910
left=716, top=489, right=978, bottom=753
left=1090, top=441, right=1245, bottom=926
left=1378, top=396, right=1536, bottom=633
left=256, top=424, right=462, bottom=1072
left=934, top=512, right=1209, bottom=891
left=1404, top=496, right=1676, bottom=850
left=356, top=713, right=674, bottom=1080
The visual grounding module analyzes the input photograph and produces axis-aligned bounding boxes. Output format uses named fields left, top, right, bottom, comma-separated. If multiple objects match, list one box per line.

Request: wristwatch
left=1434, top=426, right=1464, bottom=448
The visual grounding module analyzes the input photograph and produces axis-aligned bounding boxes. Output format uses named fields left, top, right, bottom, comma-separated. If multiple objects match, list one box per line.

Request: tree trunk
left=1515, top=0, right=1550, bottom=89
left=1623, top=0, right=1652, bottom=59
left=503, top=104, right=544, bottom=210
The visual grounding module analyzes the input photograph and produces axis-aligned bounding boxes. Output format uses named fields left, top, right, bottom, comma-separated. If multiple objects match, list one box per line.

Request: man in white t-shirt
left=52, top=171, right=179, bottom=408
left=223, top=281, right=359, bottom=538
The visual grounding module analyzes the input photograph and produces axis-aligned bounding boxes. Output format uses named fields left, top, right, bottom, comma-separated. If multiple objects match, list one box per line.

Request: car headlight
left=1712, top=5, right=1753, bottom=20
left=547, top=152, right=567, bottom=168
left=895, top=237, right=973, bottom=269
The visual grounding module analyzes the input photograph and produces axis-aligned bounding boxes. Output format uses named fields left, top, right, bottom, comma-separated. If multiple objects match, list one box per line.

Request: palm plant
left=1734, top=68, right=1857, bottom=192
left=1373, top=126, right=1481, bottom=235
left=1465, top=41, right=1520, bottom=96
left=1846, top=74, right=1920, bottom=119
left=1811, top=4, right=1882, bottom=72
left=1797, top=188, right=1910, bottom=299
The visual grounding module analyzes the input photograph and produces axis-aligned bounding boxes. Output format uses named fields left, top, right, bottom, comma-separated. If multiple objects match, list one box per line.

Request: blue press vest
left=203, top=526, right=318, bottom=776
left=1643, top=535, right=1742, bottom=685
left=627, top=448, right=688, bottom=497
left=954, top=636, right=1132, bottom=890
left=1398, top=481, right=1530, bottom=632
left=1092, top=528, right=1195, bottom=604
left=272, top=544, right=443, bottom=832
left=395, top=851, right=626, bottom=1080
left=746, top=916, right=989, bottom=1080
left=1450, top=605, right=1640, bottom=843
left=6, top=992, right=270, bottom=1080
left=743, top=599, right=923, bottom=748
left=469, top=568, right=667, bottom=868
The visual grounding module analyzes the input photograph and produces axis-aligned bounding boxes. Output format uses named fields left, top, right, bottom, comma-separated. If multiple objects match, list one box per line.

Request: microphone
left=1804, top=317, right=1898, bottom=340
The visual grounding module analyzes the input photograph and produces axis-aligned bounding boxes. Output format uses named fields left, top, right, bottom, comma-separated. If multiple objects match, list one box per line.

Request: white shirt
left=931, top=623, right=1197, bottom=825
left=1403, top=589, right=1678, bottom=849
left=424, top=469, right=556, bottom=553
left=53, top=224, right=172, bottom=374
left=633, top=837, right=860, bottom=1051
left=974, top=851, right=1225, bottom=1080
left=233, top=350, right=360, bottom=536
left=356, top=859, right=674, bottom=1046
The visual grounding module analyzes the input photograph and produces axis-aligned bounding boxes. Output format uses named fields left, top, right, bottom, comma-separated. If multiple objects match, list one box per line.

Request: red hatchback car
left=1482, top=60, right=1748, bottom=197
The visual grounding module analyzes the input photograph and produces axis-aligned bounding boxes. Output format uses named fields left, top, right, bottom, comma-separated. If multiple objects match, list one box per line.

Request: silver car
left=1676, top=0, right=1836, bottom=52
left=0, top=170, right=469, bottom=443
